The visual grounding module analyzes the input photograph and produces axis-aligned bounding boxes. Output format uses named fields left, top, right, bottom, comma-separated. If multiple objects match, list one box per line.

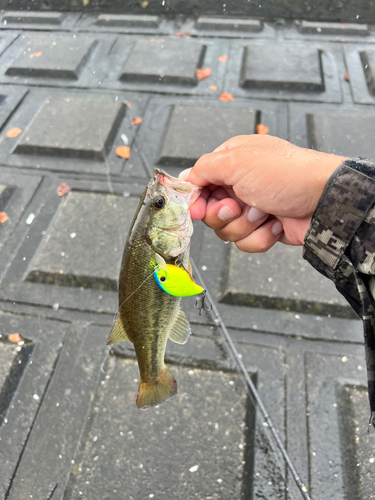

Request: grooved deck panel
left=222, top=243, right=350, bottom=317
left=5, top=33, right=97, bottom=79
left=306, top=353, right=375, bottom=499
left=0, top=14, right=374, bottom=500
left=3, top=11, right=65, bottom=24
left=290, top=103, right=375, bottom=160
left=360, top=49, right=375, bottom=95
left=15, top=96, right=125, bottom=160
left=135, top=96, right=287, bottom=177
left=26, top=191, right=139, bottom=291
left=96, top=13, right=161, bottom=28
left=157, top=105, right=258, bottom=167
left=344, top=45, right=375, bottom=104
left=298, top=20, right=370, bottom=36
left=121, top=38, right=205, bottom=85
left=0, top=88, right=147, bottom=175
left=306, top=114, right=375, bottom=158
left=101, top=36, right=227, bottom=94
left=196, top=16, right=262, bottom=32
left=0, top=11, right=80, bottom=30
left=240, top=43, right=324, bottom=91
left=64, top=340, right=286, bottom=499
left=0, top=178, right=145, bottom=313
left=0, top=314, right=67, bottom=494
left=226, top=40, right=341, bottom=102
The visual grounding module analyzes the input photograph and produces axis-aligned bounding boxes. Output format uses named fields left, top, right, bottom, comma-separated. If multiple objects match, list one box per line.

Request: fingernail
left=271, top=220, right=283, bottom=236
left=179, top=168, right=192, bottom=181
left=218, top=205, right=237, bottom=222
left=248, top=207, right=267, bottom=223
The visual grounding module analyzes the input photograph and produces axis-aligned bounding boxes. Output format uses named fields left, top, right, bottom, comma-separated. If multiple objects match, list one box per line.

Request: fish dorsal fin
left=107, top=317, right=130, bottom=345
left=169, top=309, right=191, bottom=345
left=155, top=253, right=167, bottom=272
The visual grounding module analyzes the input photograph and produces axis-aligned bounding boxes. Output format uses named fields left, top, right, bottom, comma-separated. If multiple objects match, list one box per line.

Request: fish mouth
left=152, top=168, right=201, bottom=207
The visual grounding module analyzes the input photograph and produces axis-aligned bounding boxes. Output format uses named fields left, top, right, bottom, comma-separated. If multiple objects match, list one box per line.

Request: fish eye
left=152, top=195, right=166, bottom=210
left=160, top=276, right=166, bottom=282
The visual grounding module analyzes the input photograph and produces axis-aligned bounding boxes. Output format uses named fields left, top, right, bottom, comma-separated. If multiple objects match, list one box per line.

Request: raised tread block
left=0, top=184, right=15, bottom=211
left=26, top=192, right=139, bottom=291
left=222, top=243, right=349, bottom=317
left=121, top=38, right=206, bottom=85
left=6, top=324, right=108, bottom=500
left=306, top=353, right=374, bottom=499
left=306, top=113, right=375, bottom=158
left=240, top=43, right=324, bottom=91
left=157, top=104, right=258, bottom=167
left=5, top=33, right=98, bottom=80
left=14, top=96, right=125, bottom=160
left=95, top=13, right=161, bottom=28
left=3, top=11, right=65, bottom=25
left=298, top=20, right=369, bottom=36
left=196, top=16, right=262, bottom=32
left=0, top=314, right=67, bottom=492
left=359, top=49, right=375, bottom=95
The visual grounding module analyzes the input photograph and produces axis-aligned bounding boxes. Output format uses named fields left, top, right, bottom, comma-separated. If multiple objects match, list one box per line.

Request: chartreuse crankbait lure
left=154, top=254, right=203, bottom=297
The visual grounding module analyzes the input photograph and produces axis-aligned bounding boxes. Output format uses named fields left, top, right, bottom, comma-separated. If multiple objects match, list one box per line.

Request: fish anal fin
left=107, top=317, right=130, bottom=345
left=169, top=309, right=191, bottom=345
left=136, top=366, right=177, bottom=409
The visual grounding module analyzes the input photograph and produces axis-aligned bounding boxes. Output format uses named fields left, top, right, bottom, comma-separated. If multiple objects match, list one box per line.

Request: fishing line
left=112, top=265, right=160, bottom=325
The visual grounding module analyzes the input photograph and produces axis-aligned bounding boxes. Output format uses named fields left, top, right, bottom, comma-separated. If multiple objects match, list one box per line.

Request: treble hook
left=195, top=290, right=212, bottom=316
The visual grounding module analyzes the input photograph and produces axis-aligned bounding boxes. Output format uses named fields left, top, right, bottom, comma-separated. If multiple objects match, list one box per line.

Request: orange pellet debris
left=30, top=51, right=42, bottom=59
left=218, top=56, right=228, bottom=62
left=6, top=127, right=21, bottom=138
left=116, top=146, right=131, bottom=159
left=256, top=124, right=269, bottom=135
left=57, top=183, right=71, bottom=196
left=344, top=72, right=350, bottom=82
left=0, top=212, right=8, bottom=223
left=195, top=67, right=212, bottom=80
left=131, top=117, right=143, bottom=125
left=174, top=32, right=191, bottom=38
left=8, top=333, right=22, bottom=343
left=209, top=85, right=218, bottom=91
left=219, top=93, right=234, bottom=102
left=126, top=102, right=132, bottom=108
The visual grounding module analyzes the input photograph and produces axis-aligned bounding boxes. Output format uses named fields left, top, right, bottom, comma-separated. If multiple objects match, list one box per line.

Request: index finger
left=179, top=148, right=245, bottom=188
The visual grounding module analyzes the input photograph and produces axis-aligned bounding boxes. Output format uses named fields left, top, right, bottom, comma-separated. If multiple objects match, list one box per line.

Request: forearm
left=303, top=157, right=375, bottom=425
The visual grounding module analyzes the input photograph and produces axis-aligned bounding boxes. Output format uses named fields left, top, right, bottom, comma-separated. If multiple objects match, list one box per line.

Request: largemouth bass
left=107, top=169, right=201, bottom=409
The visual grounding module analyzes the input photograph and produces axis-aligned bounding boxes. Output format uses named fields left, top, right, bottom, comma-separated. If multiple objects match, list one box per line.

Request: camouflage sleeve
left=303, top=158, right=375, bottom=427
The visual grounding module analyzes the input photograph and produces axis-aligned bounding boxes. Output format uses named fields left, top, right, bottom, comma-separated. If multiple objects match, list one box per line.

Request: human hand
left=179, top=135, right=347, bottom=251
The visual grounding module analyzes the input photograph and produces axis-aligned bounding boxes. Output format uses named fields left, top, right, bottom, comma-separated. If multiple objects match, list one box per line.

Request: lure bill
left=107, top=169, right=201, bottom=409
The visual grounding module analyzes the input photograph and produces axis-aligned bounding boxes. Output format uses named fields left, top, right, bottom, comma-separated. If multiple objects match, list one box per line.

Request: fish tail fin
left=136, top=366, right=177, bottom=409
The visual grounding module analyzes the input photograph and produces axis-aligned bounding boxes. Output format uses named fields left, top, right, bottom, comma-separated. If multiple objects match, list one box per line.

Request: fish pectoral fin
left=107, top=318, right=130, bottom=345
left=168, top=309, right=191, bottom=345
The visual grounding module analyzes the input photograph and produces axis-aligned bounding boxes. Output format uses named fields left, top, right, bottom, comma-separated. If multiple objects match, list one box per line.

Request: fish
left=107, top=168, right=201, bottom=409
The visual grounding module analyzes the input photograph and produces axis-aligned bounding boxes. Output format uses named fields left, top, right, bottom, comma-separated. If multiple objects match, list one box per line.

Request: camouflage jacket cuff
left=303, top=158, right=375, bottom=315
